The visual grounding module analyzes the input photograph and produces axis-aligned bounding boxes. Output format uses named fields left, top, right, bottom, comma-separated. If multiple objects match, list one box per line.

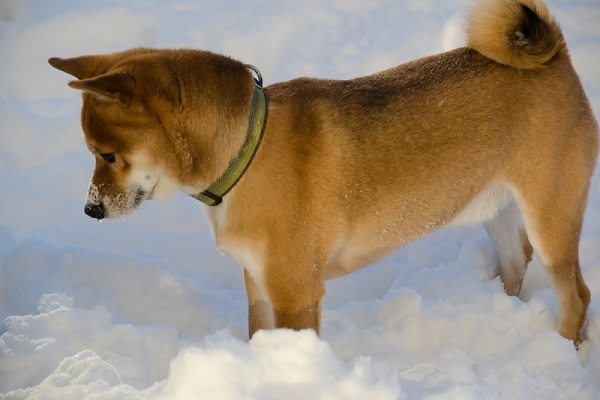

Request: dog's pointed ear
left=67, top=72, right=136, bottom=106
left=48, top=56, right=106, bottom=80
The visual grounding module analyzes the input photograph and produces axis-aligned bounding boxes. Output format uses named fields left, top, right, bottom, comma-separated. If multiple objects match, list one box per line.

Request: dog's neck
left=191, top=73, right=267, bottom=206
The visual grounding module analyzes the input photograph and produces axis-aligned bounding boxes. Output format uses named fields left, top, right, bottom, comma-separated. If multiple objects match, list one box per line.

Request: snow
left=1, top=0, right=600, bottom=398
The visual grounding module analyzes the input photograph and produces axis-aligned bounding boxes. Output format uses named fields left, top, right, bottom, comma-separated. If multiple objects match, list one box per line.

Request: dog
left=49, top=0, right=598, bottom=345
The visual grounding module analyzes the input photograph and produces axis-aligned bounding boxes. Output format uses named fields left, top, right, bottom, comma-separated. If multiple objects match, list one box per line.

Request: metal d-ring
left=245, top=64, right=263, bottom=87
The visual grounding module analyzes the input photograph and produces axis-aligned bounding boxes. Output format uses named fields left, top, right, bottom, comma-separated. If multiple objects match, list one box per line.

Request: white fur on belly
left=450, top=185, right=514, bottom=226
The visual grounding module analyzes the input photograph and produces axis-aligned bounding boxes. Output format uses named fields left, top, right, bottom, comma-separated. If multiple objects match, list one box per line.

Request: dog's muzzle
left=84, top=202, right=106, bottom=220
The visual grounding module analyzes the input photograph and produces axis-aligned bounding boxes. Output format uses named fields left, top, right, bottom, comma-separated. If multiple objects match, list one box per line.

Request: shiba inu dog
left=49, top=0, right=598, bottom=345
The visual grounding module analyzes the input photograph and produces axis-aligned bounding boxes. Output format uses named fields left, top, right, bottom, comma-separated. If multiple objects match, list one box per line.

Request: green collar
left=192, top=76, right=267, bottom=206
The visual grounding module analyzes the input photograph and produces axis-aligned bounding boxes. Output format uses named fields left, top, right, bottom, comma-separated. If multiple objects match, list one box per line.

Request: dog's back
left=260, top=0, right=597, bottom=266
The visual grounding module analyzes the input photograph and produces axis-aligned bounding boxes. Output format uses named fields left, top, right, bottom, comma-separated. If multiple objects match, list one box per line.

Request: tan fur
left=467, top=0, right=564, bottom=69
left=49, top=0, right=598, bottom=345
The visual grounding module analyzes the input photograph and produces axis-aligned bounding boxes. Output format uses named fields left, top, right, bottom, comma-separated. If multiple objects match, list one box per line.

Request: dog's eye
left=100, top=153, right=116, bottom=164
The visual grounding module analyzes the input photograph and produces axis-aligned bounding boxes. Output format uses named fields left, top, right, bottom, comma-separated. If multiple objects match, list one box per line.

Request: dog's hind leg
left=513, top=169, right=592, bottom=344
left=484, top=199, right=533, bottom=296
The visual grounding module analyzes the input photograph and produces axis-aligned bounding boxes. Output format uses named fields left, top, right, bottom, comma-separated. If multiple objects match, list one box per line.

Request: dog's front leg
left=273, top=296, right=323, bottom=333
left=244, top=263, right=324, bottom=338
left=244, top=269, right=275, bottom=338
left=266, top=259, right=325, bottom=334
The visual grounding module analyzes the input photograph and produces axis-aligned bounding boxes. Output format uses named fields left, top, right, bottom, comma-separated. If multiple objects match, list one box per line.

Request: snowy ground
left=1, top=0, right=600, bottom=399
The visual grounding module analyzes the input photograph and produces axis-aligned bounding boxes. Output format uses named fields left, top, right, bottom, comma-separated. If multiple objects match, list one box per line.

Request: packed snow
left=1, top=0, right=600, bottom=399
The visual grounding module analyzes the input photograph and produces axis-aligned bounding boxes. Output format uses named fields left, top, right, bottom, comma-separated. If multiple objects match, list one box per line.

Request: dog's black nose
left=84, top=203, right=106, bottom=220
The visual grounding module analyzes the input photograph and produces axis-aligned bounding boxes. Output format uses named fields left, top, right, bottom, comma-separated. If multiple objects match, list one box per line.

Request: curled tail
left=466, top=0, right=566, bottom=69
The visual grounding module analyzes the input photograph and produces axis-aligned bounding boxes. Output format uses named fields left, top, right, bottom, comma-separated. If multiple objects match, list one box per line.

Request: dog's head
left=49, top=49, right=255, bottom=219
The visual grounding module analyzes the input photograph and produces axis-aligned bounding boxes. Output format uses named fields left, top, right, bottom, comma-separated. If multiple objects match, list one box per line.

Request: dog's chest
left=204, top=200, right=266, bottom=283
